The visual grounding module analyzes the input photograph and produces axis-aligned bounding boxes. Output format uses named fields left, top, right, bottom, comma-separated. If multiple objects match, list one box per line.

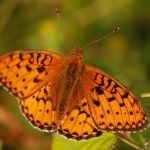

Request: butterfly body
left=0, top=49, right=149, bottom=140
left=55, top=49, right=86, bottom=123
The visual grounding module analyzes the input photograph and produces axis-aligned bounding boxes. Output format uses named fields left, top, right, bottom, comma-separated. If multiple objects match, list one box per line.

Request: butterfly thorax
left=56, top=51, right=85, bottom=123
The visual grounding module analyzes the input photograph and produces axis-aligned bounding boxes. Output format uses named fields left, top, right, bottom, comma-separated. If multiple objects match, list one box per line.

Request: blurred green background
left=0, top=0, right=150, bottom=150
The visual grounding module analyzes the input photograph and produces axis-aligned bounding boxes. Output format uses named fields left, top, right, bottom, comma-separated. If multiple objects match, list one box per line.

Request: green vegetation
left=0, top=0, right=149, bottom=150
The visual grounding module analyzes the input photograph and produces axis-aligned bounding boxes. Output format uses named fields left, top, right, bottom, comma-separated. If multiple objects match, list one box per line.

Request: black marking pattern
left=37, top=66, right=46, bottom=73
left=86, top=66, right=149, bottom=131
left=0, top=50, right=62, bottom=99
left=93, top=99, right=101, bottom=106
left=26, top=65, right=32, bottom=72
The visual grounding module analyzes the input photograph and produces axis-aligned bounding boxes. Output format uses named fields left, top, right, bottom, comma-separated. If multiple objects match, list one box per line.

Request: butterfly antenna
left=81, top=26, right=120, bottom=49
left=55, top=8, right=77, bottom=49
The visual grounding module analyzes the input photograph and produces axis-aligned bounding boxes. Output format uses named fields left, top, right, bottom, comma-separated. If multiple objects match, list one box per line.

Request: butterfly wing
left=58, top=80, right=102, bottom=140
left=19, top=81, right=58, bottom=132
left=0, top=50, right=63, bottom=99
left=82, top=66, right=149, bottom=132
left=19, top=75, right=102, bottom=137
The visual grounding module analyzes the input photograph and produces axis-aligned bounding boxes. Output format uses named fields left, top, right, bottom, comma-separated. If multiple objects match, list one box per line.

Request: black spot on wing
left=107, top=97, right=115, bottom=102
left=82, top=102, right=87, bottom=107
left=44, top=88, right=48, bottom=95
left=37, top=53, right=41, bottom=63
left=26, top=65, right=32, bottom=72
left=17, top=63, right=21, bottom=68
left=94, top=72, right=99, bottom=81
left=37, top=66, right=46, bottom=73
left=95, top=86, right=104, bottom=95
left=33, top=77, right=42, bottom=83
left=121, top=92, right=128, bottom=98
left=105, top=79, right=112, bottom=89
left=93, top=99, right=101, bottom=106
left=19, top=53, right=24, bottom=61
left=98, top=75, right=104, bottom=86
left=41, top=55, right=47, bottom=64
left=119, top=102, right=125, bottom=107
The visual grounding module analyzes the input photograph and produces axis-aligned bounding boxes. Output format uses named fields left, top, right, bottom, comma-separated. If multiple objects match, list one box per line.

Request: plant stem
left=117, top=133, right=144, bottom=150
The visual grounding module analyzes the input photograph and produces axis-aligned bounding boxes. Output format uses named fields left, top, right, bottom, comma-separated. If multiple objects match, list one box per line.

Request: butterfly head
left=71, top=48, right=83, bottom=59
left=67, top=48, right=85, bottom=75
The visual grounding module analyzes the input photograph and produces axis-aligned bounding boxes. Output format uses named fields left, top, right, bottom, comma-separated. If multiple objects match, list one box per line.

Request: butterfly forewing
left=0, top=51, right=63, bottom=99
left=84, top=66, right=149, bottom=131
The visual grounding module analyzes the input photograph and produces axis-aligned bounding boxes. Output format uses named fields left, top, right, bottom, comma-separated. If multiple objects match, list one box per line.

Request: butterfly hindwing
left=84, top=66, right=149, bottom=131
left=19, top=82, right=57, bottom=132
left=59, top=97, right=102, bottom=140
left=58, top=81, right=102, bottom=140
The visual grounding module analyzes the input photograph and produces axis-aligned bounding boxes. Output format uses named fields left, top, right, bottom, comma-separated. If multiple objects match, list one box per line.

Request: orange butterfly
left=0, top=49, right=148, bottom=140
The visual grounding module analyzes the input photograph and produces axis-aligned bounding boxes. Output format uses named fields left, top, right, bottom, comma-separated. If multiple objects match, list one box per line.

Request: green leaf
left=52, top=133, right=117, bottom=150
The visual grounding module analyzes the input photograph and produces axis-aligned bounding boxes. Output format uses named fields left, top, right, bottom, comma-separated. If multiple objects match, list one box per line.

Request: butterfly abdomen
left=56, top=61, right=84, bottom=122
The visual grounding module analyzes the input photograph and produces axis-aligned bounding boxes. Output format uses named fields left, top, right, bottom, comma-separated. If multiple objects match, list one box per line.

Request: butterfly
left=0, top=49, right=149, bottom=140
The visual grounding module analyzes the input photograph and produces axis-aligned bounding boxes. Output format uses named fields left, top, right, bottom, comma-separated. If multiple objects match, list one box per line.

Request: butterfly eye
left=71, top=53, right=83, bottom=61
left=71, top=48, right=83, bottom=57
